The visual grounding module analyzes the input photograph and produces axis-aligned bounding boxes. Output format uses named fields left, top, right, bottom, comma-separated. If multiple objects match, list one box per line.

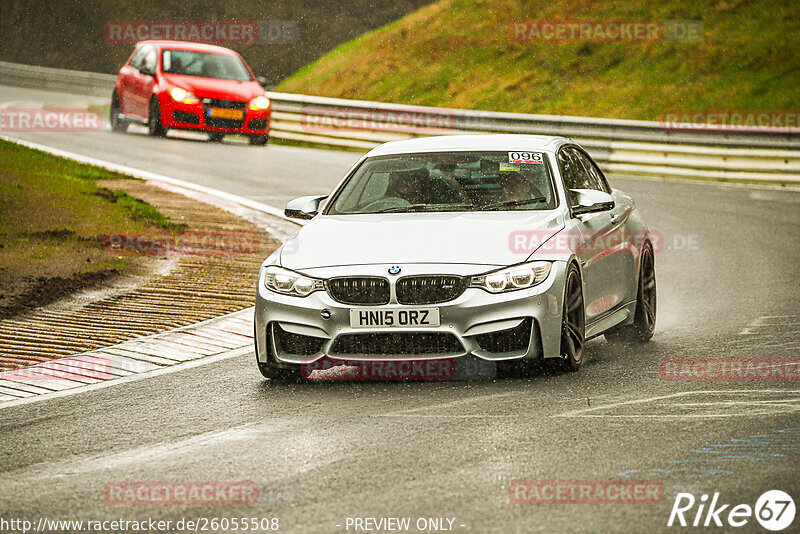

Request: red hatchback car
left=110, top=40, right=271, bottom=145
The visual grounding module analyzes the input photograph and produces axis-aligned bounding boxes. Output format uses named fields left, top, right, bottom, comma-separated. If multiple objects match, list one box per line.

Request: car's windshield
left=161, top=50, right=252, bottom=81
left=326, top=151, right=557, bottom=215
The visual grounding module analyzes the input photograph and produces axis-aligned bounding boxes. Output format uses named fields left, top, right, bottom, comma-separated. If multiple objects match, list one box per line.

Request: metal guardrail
left=1, top=61, right=798, bottom=183
left=0, top=61, right=117, bottom=98
left=264, top=92, right=800, bottom=150
left=269, top=110, right=800, bottom=181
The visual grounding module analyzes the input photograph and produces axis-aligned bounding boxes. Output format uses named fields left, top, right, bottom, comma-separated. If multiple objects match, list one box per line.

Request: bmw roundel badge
left=388, top=265, right=402, bottom=275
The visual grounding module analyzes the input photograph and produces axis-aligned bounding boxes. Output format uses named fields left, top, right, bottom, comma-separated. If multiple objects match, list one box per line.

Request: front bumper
left=254, top=262, right=568, bottom=367
left=160, top=96, right=271, bottom=135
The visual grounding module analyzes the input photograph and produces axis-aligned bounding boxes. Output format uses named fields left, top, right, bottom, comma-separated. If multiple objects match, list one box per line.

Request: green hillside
left=278, top=0, right=800, bottom=121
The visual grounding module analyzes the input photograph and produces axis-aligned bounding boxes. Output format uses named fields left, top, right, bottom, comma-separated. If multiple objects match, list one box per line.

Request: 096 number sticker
left=509, top=152, right=543, bottom=164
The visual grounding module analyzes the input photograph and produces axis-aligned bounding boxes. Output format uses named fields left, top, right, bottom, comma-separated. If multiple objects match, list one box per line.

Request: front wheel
left=552, top=264, right=585, bottom=372
left=208, top=132, right=225, bottom=143
left=249, top=135, right=268, bottom=146
left=605, top=242, right=656, bottom=343
left=257, top=362, right=303, bottom=382
left=255, top=328, right=304, bottom=382
left=147, top=98, right=167, bottom=137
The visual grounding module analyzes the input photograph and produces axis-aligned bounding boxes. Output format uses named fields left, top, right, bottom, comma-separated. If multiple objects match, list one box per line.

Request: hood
left=280, top=211, right=565, bottom=270
left=160, top=72, right=263, bottom=101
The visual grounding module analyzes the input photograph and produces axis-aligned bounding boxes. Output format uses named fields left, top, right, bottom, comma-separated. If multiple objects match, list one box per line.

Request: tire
left=551, top=263, right=585, bottom=372
left=147, top=97, right=167, bottom=137
left=249, top=135, right=268, bottom=146
left=109, top=91, right=129, bottom=132
left=605, top=242, right=656, bottom=344
left=208, top=132, right=225, bottom=143
left=257, top=362, right=304, bottom=382
left=254, top=327, right=304, bottom=382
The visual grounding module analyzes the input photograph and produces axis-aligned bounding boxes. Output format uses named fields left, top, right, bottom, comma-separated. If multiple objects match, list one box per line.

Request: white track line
left=554, top=389, right=800, bottom=419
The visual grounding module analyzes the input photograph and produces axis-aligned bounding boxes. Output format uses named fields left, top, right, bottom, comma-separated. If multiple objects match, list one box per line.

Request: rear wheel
left=147, top=97, right=166, bottom=137
left=551, top=264, right=585, bottom=372
left=605, top=242, right=656, bottom=343
left=249, top=135, right=268, bottom=146
left=109, top=91, right=129, bottom=132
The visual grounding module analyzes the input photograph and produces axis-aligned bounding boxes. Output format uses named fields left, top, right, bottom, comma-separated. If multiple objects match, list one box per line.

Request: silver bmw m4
left=254, top=134, right=656, bottom=380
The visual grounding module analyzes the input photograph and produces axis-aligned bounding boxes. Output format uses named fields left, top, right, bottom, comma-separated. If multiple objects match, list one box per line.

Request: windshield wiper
left=479, top=197, right=547, bottom=211
left=373, top=203, right=474, bottom=213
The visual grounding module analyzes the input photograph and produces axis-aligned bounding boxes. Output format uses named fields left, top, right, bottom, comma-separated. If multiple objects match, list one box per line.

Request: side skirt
left=585, top=301, right=636, bottom=339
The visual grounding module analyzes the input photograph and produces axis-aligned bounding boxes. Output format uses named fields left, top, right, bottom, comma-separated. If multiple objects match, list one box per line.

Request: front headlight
left=263, top=266, right=323, bottom=297
left=248, top=95, right=271, bottom=111
left=169, top=87, right=199, bottom=105
left=470, top=261, right=552, bottom=293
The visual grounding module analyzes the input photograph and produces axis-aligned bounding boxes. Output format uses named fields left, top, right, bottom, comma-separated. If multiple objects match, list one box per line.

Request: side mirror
left=256, top=76, right=269, bottom=89
left=570, top=189, right=614, bottom=216
left=285, top=195, right=328, bottom=220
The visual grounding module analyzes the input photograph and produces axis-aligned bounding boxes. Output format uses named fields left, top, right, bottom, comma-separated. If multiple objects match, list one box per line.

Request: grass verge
left=0, top=139, right=173, bottom=318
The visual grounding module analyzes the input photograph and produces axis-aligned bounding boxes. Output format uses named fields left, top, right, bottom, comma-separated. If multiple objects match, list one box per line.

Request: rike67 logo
left=668, top=490, right=795, bottom=531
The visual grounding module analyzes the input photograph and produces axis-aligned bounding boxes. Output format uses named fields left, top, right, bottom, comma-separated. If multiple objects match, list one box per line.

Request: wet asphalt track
left=1, top=85, right=799, bottom=533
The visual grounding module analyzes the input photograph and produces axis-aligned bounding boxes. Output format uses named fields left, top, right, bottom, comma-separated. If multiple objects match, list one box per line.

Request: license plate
left=350, top=308, right=440, bottom=328
left=209, top=107, right=243, bottom=120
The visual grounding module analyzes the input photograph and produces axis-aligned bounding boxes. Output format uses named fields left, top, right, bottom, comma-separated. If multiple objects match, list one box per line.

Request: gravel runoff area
left=0, top=178, right=281, bottom=371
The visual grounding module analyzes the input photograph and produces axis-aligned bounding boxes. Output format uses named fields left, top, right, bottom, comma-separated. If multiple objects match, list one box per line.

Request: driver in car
left=386, top=167, right=434, bottom=204
left=498, top=172, right=539, bottom=202
left=389, top=166, right=470, bottom=205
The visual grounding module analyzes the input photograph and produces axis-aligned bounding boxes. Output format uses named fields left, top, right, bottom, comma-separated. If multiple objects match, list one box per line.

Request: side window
left=128, top=46, right=146, bottom=70
left=557, top=147, right=592, bottom=206
left=141, top=46, right=157, bottom=75
left=572, top=149, right=610, bottom=193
